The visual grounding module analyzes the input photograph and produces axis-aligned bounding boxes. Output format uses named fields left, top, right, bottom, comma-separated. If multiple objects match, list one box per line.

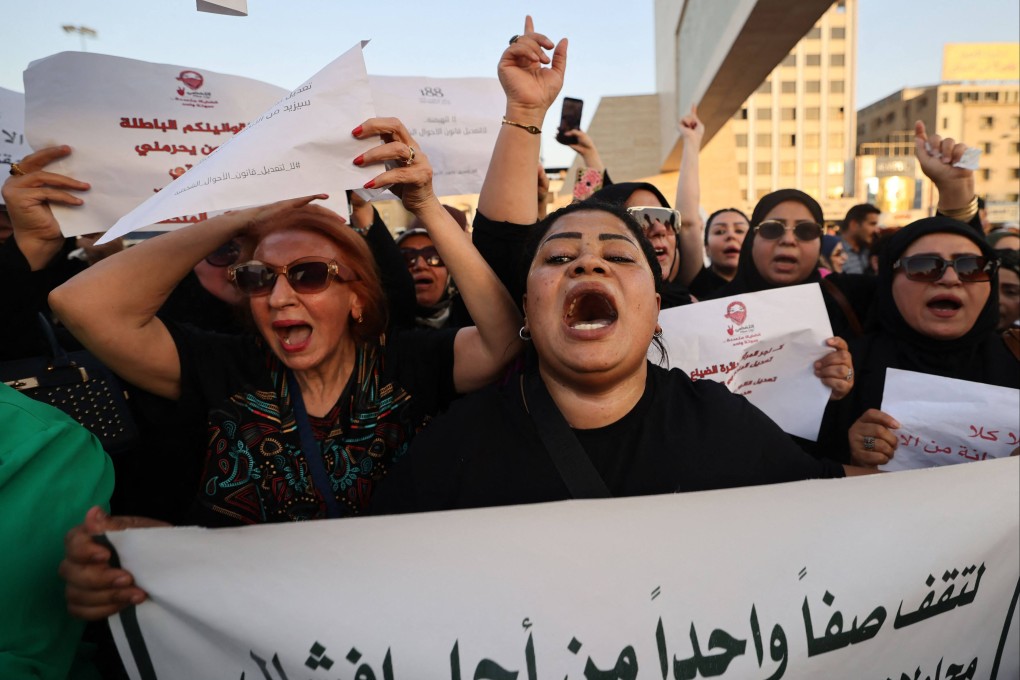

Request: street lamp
left=61, top=25, right=98, bottom=51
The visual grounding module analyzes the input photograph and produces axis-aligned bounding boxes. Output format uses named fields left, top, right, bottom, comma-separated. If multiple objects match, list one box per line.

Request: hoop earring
left=357, top=314, right=364, bottom=324
left=653, top=325, right=663, bottom=338
left=519, top=326, right=532, bottom=341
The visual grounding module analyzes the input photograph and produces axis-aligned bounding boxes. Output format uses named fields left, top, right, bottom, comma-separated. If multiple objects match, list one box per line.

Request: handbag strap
left=821, top=278, right=864, bottom=338
left=286, top=371, right=343, bottom=519
left=36, top=312, right=72, bottom=367
left=522, top=372, right=611, bottom=499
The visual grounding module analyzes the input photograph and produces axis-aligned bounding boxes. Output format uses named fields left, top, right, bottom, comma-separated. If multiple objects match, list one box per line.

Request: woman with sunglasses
left=817, top=216, right=1018, bottom=466
left=52, top=116, right=525, bottom=618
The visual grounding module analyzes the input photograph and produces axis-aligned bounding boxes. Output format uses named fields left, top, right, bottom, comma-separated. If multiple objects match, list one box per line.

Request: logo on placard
left=725, top=301, right=747, bottom=326
left=176, top=70, right=204, bottom=90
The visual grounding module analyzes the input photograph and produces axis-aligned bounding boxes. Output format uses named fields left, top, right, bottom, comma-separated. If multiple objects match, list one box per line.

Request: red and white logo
left=724, top=301, right=747, bottom=326
left=176, top=70, right=204, bottom=91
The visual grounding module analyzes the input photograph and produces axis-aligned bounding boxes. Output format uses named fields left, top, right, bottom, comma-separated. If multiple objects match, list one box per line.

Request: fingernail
left=131, top=593, right=146, bottom=604
left=353, top=154, right=364, bottom=166
left=114, top=575, right=131, bottom=586
left=351, top=125, right=363, bottom=137
left=363, top=180, right=375, bottom=189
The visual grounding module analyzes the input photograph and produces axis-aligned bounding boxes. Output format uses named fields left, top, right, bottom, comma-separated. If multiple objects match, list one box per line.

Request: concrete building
left=856, top=80, right=1020, bottom=225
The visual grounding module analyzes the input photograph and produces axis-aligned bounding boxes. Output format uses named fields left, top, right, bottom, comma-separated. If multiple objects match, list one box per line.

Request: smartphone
left=555, top=97, right=583, bottom=145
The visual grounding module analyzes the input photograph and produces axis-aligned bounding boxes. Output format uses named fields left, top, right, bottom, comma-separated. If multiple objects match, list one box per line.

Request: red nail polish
left=353, top=154, right=364, bottom=166
left=363, top=180, right=375, bottom=189
left=351, top=125, right=363, bottom=137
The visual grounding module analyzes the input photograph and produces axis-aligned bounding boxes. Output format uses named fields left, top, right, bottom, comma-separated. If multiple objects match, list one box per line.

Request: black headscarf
left=711, top=189, right=825, bottom=297
left=592, top=182, right=671, bottom=208
left=875, top=216, right=1002, bottom=362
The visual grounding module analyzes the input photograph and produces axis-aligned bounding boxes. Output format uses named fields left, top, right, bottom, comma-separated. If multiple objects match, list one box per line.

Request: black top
left=688, top=265, right=729, bottom=300
left=372, top=363, right=844, bottom=514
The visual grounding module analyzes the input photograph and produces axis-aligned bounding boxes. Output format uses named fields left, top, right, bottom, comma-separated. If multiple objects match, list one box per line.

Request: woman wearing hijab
left=817, top=216, right=1019, bottom=465
left=819, top=234, right=848, bottom=276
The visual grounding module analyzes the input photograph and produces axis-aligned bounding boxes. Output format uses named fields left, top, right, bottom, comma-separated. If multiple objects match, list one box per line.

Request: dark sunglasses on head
left=754, top=220, right=823, bottom=242
left=893, top=254, right=997, bottom=283
left=204, top=240, right=241, bottom=267
left=627, top=206, right=680, bottom=234
left=401, top=246, right=444, bottom=268
left=228, top=257, right=359, bottom=296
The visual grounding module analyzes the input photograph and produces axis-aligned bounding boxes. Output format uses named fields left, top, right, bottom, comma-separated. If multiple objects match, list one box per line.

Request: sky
left=1, top=0, right=1018, bottom=168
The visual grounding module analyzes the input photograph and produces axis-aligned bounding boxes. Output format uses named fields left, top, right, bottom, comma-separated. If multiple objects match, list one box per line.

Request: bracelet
left=501, top=116, right=542, bottom=135
left=939, top=195, right=979, bottom=222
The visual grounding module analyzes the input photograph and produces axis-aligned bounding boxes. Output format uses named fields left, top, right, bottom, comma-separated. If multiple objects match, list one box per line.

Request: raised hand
left=498, top=15, right=568, bottom=120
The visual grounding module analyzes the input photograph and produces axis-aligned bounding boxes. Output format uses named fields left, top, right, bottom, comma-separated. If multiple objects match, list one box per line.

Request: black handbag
left=1, top=314, right=139, bottom=455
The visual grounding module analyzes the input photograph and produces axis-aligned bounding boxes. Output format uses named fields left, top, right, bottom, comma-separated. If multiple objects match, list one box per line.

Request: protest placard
left=369, top=76, right=503, bottom=197
left=106, top=459, right=1019, bottom=679
left=655, top=284, right=834, bottom=440
left=24, top=52, right=289, bottom=236
left=0, top=87, right=32, bottom=204
left=879, top=368, right=1020, bottom=472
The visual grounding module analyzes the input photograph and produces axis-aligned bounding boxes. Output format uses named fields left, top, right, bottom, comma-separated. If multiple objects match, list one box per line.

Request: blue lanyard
left=286, top=370, right=343, bottom=519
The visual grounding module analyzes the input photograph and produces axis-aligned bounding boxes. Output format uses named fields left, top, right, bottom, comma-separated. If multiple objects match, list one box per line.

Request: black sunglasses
left=228, top=257, right=358, bottom=296
left=204, top=240, right=241, bottom=267
left=894, top=254, right=997, bottom=283
left=754, top=220, right=823, bottom=242
left=401, top=246, right=444, bottom=268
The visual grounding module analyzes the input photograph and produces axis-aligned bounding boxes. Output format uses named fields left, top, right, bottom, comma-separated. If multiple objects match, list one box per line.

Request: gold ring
left=404, top=145, right=416, bottom=166
left=9, top=162, right=26, bottom=177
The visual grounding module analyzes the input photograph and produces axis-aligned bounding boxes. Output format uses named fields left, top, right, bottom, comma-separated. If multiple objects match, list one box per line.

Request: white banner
left=880, top=368, right=1020, bottom=472
left=24, top=52, right=288, bottom=236
left=369, top=76, right=503, bottom=197
left=0, top=87, right=32, bottom=204
left=107, top=459, right=1019, bottom=679
left=656, top=284, right=834, bottom=440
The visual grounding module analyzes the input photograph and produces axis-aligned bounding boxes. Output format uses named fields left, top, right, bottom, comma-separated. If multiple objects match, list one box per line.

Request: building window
left=830, top=54, right=845, bottom=67
left=1008, top=193, right=1020, bottom=203
left=806, top=54, right=821, bottom=66
left=738, top=162, right=748, bottom=175
left=829, top=132, right=844, bottom=148
left=806, top=107, right=821, bottom=120
left=756, top=133, right=772, bottom=147
left=830, top=106, right=845, bottom=118
left=780, top=161, right=796, bottom=175
left=980, top=169, right=991, bottom=181
left=806, top=27, right=821, bottom=39
left=757, top=161, right=772, bottom=174
left=828, top=186, right=845, bottom=199
left=782, top=54, right=796, bottom=67
left=828, top=161, right=844, bottom=174
left=831, top=80, right=845, bottom=94
left=805, top=134, right=820, bottom=147
left=784, top=134, right=797, bottom=147
left=756, top=80, right=771, bottom=94
left=979, top=116, right=994, bottom=129
left=983, top=91, right=1000, bottom=102
left=1011, top=168, right=1020, bottom=180
left=757, top=107, right=772, bottom=120
left=836, top=0, right=846, bottom=12
left=1012, top=142, right=1020, bottom=154
left=781, top=81, right=797, bottom=94
left=804, top=161, right=820, bottom=174
left=736, top=134, right=748, bottom=147
left=982, top=142, right=993, bottom=154
left=942, top=117, right=949, bottom=129
left=805, top=81, right=821, bottom=94
left=831, top=27, right=846, bottom=39
left=734, top=108, right=748, bottom=120
left=781, top=107, right=796, bottom=121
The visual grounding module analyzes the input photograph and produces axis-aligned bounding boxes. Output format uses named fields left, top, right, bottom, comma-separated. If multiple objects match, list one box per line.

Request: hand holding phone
left=555, top=97, right=583, bottom=145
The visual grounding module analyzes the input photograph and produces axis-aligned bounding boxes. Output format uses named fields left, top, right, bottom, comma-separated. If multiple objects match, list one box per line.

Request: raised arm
left=49, top=196, right=324, bottom=400
left=477, top=15, right=567, bottom=224
left=675, top=105, right=706, bottom=286
left=914, top=121, right=978, bottom=226
left=354, top=117, right=523, bottom=393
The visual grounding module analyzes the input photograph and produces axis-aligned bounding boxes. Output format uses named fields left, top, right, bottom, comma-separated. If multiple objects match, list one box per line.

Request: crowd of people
left=1, top=15, right=1018, bottom=679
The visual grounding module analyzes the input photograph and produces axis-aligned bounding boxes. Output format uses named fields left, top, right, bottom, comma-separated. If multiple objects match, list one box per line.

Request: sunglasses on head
left=754, top=220, right=823, bottom=242
left=204, top=240, right=241, bottom=267
left=228, top=257, right=359, bottom=296
left=893, top=254, right=997, bottom=283
left=400, top=246, right=444, bottom=268
left=627, top=206, right=681, bottom=234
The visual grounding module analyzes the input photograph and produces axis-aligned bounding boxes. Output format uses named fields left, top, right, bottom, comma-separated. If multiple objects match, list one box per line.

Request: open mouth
left=564, top=289, right=619, bottom=331
left=413, top=275, right=433, bottom=288
left=723, top=246, right=741, bottom=256
left=927, top=296, right=962, bottom=312
left=273, top=321, right=312, bottom=350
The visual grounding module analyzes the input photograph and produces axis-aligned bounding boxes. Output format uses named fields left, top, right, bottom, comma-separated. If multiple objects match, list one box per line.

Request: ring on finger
left=9, top=162, right=25, bottom=176
left=403, top=145, right=416, bottom=167
left=509, top=34, right=520, bottom=45
left=845, top=368, right=854, bottom=382
left=863, top=436, right=876, bottom=451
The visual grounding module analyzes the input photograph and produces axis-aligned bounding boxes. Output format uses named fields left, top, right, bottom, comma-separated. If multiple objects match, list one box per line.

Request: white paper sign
left=24, top=52, right=289, bottom=236
left=879, top=368, right=1020, bottom=472
left=0, top=87, right=33, bottom=205
left=106, top=459, right=1019, bottom=679
left=196, top=0, right=247, bottom=15
left=369, top=76, right=503, bottom=197
left=656, top=284, right=834, bottom=440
